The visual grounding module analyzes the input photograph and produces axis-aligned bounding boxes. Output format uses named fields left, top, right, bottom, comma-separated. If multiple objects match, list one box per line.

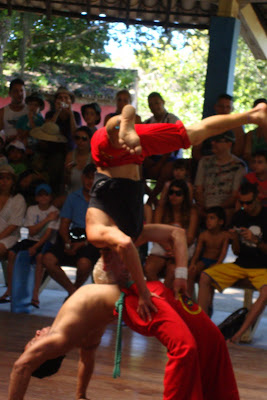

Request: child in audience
left=17, top=92, right=45, bottom=161
left=6, top=140, right=27, bottom=175
left=159, top=159, right=193, bottom=206
left=243, top=150, right=267, bottom=206
left=188, top=206, right=229, bottom=297
left=0, top=183, right=59, bottom=307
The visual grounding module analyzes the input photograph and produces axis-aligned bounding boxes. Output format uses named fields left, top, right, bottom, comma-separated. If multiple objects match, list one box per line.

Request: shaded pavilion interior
left=1, top=1, right=267, bottom=116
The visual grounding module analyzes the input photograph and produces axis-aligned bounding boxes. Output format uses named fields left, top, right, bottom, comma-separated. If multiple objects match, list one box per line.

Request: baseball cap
left=35, top=183, right=52, bottom=195
left=6, top=140, right=26, bottom=152
left=0, top=164, right=15, bottom=175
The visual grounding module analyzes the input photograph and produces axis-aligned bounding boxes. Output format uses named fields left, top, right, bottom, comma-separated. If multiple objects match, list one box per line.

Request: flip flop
left=31, top=299, right=40, bottom=309
left=0, top=295, right=11, bottom=303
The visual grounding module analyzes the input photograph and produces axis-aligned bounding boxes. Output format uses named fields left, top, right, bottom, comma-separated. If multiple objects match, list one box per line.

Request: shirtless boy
left=86, top=103, right=267, bottom=320
left=188, top=206, right=229, bottom=297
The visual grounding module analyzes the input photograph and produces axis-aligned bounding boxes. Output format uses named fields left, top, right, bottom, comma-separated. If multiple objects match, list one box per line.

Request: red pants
left=91, top=122, right=191, bottom=167
left=122, top=282, right=239, bottom=400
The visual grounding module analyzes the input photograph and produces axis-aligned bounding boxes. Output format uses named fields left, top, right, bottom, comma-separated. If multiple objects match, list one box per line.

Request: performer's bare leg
left=105, top=103, right=267, bottom=150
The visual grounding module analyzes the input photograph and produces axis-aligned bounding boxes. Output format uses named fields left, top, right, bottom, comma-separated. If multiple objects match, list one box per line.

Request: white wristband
left=174, top=267, right=188, bottom=280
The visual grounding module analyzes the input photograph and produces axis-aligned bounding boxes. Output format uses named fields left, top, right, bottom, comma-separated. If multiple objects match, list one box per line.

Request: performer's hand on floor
left=137, top=290, right=158, bottom=321
left=173, top=278, right=188, bottom=299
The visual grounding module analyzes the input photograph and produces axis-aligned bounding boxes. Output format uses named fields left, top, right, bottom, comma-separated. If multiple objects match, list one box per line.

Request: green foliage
left=1, top=11, right=111, bottom=73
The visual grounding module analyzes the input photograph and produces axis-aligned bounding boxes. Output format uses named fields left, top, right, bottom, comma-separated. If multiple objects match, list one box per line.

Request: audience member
left=243, top=98, right=267, bottom=164
left=16, top=169, right=48, bottom=206
left=104, top=89, right=141, bottom=125
left=45, top=87, right=81, bottom=150
left=42, top=164, right=99, bottom=297
left=188, top=206, right=229, bottom=298
left=0, top=78, right=28, bottom=142
left=16, top=92, right=45, bottom=155
left=0, top=164, right=26, bottom=262
left=64, top=126, right=93, bottom=193
left=243, top=150, right=267, bottom=206
left=6, top=140, right=27, bottom=175
left=143, top=92, right=182, bottom=205
left=194, top=130, right=247, bottom=225
left=145, top=179, right=198, bottom=288
left=198, top=182, right=267, bottom=343
left=159, top=159, right=193, bottom=206
left=0, top=131, right=8, bottom=166
left=192, top=94, right=245, bottom=160
left=30, top=122, right=67, bottom=194
left=0, top=183, right=59, bottom=306
left=81, top=102, right=101, bottom=136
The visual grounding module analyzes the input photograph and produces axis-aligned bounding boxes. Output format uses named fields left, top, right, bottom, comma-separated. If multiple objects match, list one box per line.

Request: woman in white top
left=64, top=126, right=93, bottom=193
left=0, top=165, right=26, bottom=256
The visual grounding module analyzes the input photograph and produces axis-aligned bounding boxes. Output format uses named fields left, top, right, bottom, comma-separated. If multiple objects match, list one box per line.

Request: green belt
left=113, top=281, right=133, bottom=378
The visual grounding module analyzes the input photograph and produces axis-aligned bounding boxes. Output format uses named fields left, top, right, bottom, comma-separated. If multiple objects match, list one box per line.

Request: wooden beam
left=217, top=0, right=239, bottom=18
left=240, top=3, right=267, bottom=60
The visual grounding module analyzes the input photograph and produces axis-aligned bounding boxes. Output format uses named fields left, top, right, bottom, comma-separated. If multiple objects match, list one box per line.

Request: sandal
left=31, top=299, right=40, bottom=309
left=0, top=294, right=11, bottom=303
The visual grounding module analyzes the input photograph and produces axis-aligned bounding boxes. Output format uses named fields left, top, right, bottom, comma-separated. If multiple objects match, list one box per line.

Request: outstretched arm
left=136, top=224, right=188, bottom=297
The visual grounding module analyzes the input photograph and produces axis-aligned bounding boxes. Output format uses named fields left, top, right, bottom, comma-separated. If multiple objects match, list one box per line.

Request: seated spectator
left=104, top=89, right=141, bottom=125
left=188, top=206, right=229, bottom=298
left=159, top=159, right=193, bottom=206
left=243, top=150, right=267, bottom=207
left=144, top=92, right=179, bottom=124
left=64, top=126, right=93, bottom=193
left=0, top=183, right=59, bottom=306
left=6, top=140, right=27, bottom=176
left=143, top=92, right=182, bottom=206
left=144, top=179, right=198, bottom=288
left=0, top=164, right=26, bottom=272
left=45, top=86, right=81, bottom=151
left=81, top=102, right=101, bottom=136
left=16, top=92, right=45, bottom=156
left=192, top=94, right=245, bottom=161
left=194, top=130, right=247, bottom=226
left=243, top=98, right=267, bottom=164
left=0, top=78, right=28, bottom=143
left=198, top=182, right=267, bottom=343
left=16, top=169, right=48, bottom=206
left=42, top=164, right=100, bottom=297
left=0, top=131, right=8, bottom=167
left=30, top=122, right=68, bottom=195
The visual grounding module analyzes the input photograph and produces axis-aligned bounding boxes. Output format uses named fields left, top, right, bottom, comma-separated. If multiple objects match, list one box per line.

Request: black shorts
left=46, top=234, right=100, bottom=267
left=89, top=172, right=144, bottom=239
left=11, top=239, right=52, bottom=255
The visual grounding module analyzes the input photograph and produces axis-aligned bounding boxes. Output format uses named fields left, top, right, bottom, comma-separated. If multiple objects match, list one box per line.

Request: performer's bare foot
left=227, top=332, right=241, bottom=344
left=249, top=102, right=267, bottom=127
left=118, top=105, right=142, bottom=155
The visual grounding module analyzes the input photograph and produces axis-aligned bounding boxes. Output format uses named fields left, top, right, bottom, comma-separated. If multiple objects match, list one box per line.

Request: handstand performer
left=86, top=103, right=267, bottom=320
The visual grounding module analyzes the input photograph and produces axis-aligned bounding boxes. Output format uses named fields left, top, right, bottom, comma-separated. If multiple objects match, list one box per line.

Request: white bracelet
left=174, top=267, right=188, bottom=280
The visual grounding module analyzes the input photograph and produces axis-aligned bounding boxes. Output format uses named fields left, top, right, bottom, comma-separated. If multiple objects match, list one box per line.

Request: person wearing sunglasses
left=198, top=182, right=267, bottom=343
left=145, top=179, right=198, bottom=288
left=64, top=126, right=93, bottom=193
left=194, top=130, right=247, bottom=227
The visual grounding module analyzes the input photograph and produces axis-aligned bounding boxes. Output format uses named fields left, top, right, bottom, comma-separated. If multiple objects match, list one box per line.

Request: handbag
left=218, top=307, right=248, bottom=340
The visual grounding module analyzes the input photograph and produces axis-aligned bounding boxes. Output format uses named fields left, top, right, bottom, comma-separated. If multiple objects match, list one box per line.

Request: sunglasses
left=239, top=198, right=255, bottom=206
left=169, top=189, right=183, bottom=196
left=75, top=135, right=88, bottom=142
